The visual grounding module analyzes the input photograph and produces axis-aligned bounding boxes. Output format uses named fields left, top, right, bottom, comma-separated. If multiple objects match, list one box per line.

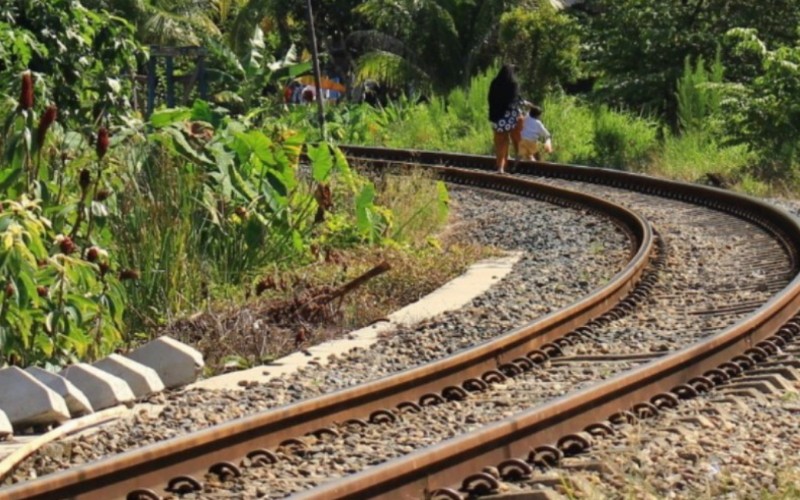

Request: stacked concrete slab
left=126, top=336, right=204, bottom=388
left=0, top=367, right=70, bottom=429
left=60, top=364, right=136, bottom=411
left=0, top=409, right=12, bottom=438
left=93, top=354, right=165, bottom=398
left=26, top=366, right=93, bottom=417
left=0, top=336, right=203, bottom=431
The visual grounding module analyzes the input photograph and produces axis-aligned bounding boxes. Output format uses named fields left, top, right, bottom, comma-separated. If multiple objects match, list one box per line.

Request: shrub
left=0, top=0, right=142, bottom=123
left=676, top=51, right=725, bottom=134
left=591, top=106, right=658, bottom=170
left=540, top=94, right=596, bottom=165
left=652, top=130, right=751, bottom=184
left=498, top=2, right=581, bottom=103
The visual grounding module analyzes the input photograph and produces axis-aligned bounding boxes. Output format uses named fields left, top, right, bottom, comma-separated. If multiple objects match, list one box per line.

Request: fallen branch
left=295, top=261, right=392, bottom=320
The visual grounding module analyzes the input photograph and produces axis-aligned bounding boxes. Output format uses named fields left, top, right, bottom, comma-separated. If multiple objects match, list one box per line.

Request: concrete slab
left=0, top=367, right=70, bottom=428
left=60, top=364, right=135, bottom=411
left=25, top=367, right=94, bottom=417
left=0, top=409, right=11, bottom=439
left=93, top=354, right=165, bottom=398
left=388, top=253, right=522, bottom=326
left=126, top=336, right=204, bottom=389
left=191, top=253, right=522, bottom=391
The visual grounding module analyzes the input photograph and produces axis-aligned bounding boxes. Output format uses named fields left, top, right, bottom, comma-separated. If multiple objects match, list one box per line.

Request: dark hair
left=528, top=105, right=543, bottom=118
left=488, top=64, right=520, bottom=122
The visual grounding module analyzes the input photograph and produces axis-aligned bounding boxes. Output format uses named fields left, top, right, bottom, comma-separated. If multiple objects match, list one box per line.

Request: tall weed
left=112, top=146, right=206, bottom=328
left=592, top=105, right=658, bottom=170
left=676, top=51, right=725, bottom=133
left=651, top=131, right=751, bottom=184
left=540, top=94, right=595, bottom=164
left=375, top=169, right=449, bottom=243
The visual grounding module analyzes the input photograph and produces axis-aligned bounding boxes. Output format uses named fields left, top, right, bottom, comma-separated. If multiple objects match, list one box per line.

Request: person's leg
left=519, top=139, right=538, bottom=160
left=494, top=130, right=510, bottom=172
left=511, top=117, right=523, bottom=153
left=511, top=116, right=523, bottom=160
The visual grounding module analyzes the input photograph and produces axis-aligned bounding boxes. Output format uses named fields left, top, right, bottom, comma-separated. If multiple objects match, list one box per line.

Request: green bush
left=498, top=2, right=581, bottom=103
left=721, top=29, right=800, bottom=180
left=653, top=130, right=751, bottom=183
left=676, top=52, right=725, bottom=134
left=540, top=94, right=596, bottom=165
left=591, top=106, right=658, bottom=170
left=0, top=0, right=142, bottom=123
left=0, top=198, right=126, bottom=367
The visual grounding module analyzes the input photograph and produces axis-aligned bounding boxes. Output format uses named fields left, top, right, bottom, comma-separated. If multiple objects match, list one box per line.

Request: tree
left=0, top=0, right=142, bottom=123
left=582, top=0, right=800, bottom=122
left=675, top=51, right=724, bottom=134
left=498, top=2, right=581, bottom=103
left=721, top=29, right=800, bottom=178
left=84, top=0, right=230, bottom=46
left=350, top=0, right=529, bottom=94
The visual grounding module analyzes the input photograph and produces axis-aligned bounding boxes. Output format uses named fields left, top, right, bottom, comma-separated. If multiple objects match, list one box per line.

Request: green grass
left=346, top=72, right=793, bottom=196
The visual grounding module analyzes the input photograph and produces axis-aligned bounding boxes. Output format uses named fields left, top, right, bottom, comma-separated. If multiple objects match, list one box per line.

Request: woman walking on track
left=488, top=64, right=523, bottom=173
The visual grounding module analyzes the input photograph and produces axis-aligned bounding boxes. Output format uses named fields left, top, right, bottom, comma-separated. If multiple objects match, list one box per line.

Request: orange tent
left=296, top=75, right=346, bottom=93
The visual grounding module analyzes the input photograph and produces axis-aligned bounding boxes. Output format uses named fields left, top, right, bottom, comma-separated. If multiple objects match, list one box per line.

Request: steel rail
left=286, top=147, right=800, bottom=500
left=341, top=146, right=798, bottom=263
left=0, top=166, right=654, bottom=500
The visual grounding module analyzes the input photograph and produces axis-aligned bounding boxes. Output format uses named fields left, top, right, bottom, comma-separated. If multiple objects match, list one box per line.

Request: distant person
left=488, top=64, right=524, bottom=173
left=284, top=80, right=302, bottom=103
left=301, top=85, right=316, bottom=103
left=518, top=105, right=553, bottom=161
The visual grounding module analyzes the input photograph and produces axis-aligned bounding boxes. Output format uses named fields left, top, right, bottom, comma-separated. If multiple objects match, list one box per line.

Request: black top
left=488, top=65, right=520, bottom=123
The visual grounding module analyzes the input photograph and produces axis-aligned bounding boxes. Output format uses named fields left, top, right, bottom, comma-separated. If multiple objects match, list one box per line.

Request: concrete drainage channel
left=0, top=336, right=203, bottom=440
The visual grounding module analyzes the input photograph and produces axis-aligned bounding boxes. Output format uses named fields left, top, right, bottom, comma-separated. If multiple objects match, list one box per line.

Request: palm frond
left=229, top=0, right=277, bottom=56
left=346, top=30, right=406, bottom=56
left=142, top=0, right=221, bottom=45
left=355, top=50, right=431, bottom=92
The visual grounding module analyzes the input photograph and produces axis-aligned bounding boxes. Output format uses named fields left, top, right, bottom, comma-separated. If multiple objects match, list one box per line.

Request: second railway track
left=3, top=147, right=800, bottom=499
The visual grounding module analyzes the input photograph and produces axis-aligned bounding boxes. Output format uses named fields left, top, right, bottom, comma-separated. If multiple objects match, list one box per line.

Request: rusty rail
left=0, top=166, right=653, bottom=500
left=283, top=146, right=800, bottom=499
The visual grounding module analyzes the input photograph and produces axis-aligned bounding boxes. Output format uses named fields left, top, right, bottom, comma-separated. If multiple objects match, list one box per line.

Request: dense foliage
left=498, top=3, right=581, bottom=103
left=0, top=0, right=142, bottom=124
left=581, top=0, right=800, bottom=122
left=1, top=74, right=127, bottom=366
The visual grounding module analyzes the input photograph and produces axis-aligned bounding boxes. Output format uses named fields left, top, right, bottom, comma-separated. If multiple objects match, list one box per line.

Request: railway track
left=3, top=147, right=800, bottom=499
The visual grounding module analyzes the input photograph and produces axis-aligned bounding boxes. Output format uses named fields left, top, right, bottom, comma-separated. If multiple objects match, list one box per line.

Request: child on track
left=518, top=104, right=552, bottom=161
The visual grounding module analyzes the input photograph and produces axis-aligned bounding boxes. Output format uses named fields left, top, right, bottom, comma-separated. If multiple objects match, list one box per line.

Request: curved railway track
left=3, top=147, right=800, bottom=500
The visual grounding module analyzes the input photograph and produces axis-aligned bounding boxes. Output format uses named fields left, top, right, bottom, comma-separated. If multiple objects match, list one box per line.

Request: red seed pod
left=99, top=262, right=110, bottom=276
left=59, top=236, right=76, bottom=255
left=5, top=283, right=15, bottom=297
left=94, top=188, right=112, bottom=201
left=119, top=269, right=140, bottom=281
left=79, top=169, right=91, bottom=191
left=37, top=286, right=48, bottom=297
left=36, top=105, right=57, bottom=146
left=86, top=246, right=99, bottom=262
left=96, top=127, right=109, bottom=160
left=19, top=71, right=34, bottom=110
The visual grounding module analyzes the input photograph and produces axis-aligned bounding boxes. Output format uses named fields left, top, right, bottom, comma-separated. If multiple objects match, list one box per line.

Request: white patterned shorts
left=491, top=107, right=521, bottom=132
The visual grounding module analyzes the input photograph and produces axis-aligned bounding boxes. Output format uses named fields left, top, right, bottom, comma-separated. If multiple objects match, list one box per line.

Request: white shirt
left=520, top=116, right=551, bottom=142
